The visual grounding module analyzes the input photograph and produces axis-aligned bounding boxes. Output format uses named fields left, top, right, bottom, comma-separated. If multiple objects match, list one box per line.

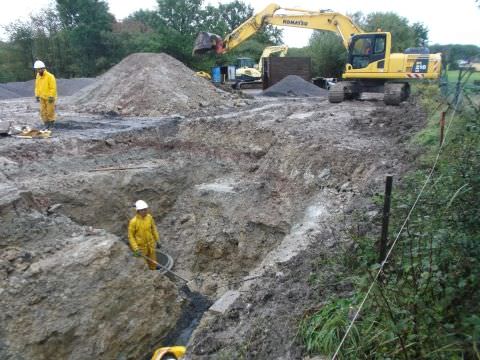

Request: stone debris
left=263, top=75, right=329, bottom=97
left=0, top=78, right=95, bottom=100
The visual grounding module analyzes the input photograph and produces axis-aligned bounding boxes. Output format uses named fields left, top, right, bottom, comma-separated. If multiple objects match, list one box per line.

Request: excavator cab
left=348, top=33, right=387, bottom=70
left=235, top=57, right=256, bottom=69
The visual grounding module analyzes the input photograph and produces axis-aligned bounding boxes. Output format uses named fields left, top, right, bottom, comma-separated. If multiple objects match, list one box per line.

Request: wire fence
left=331, top=77, right=471, bottom=359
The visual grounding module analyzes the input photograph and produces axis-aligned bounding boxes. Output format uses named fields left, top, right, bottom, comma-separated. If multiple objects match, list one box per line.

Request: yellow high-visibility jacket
left=35, top=70, right=57, bottom=99
left=128, top=214, right=159, bottom=252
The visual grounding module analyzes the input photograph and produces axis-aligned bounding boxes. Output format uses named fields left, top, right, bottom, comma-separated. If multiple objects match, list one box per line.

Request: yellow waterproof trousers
left=138, top=243, right=158, bottom=270
left=40, top=98, right=56, bottom=123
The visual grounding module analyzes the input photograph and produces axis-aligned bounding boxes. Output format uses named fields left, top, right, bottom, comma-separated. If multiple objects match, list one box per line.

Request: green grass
left=445, top=70, right=480, bottom=85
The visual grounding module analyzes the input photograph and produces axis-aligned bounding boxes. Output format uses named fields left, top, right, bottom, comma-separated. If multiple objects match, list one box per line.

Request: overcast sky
left=1, top=0, right=479, bottom=47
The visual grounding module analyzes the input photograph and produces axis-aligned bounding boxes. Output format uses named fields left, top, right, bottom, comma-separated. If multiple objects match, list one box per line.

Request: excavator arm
left=258, top=45, right=288, bottom=74
left=193, top=3, right=362, bottom=54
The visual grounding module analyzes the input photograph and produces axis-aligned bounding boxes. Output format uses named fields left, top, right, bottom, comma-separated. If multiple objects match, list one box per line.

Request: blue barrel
left=211, top=66, right=221, bottom=83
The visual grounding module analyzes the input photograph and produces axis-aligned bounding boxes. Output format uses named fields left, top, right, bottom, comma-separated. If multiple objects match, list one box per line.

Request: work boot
left=46, top=122, right=55, bottom=130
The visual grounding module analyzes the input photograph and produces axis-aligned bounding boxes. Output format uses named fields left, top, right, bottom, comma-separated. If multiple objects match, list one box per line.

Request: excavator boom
left=193, top=3, right=361, bottom=55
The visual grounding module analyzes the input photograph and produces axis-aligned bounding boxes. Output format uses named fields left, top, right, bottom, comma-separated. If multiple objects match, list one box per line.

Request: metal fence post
left=440, top=111, right=446, bottom=146
left=379, top=175, right=393, bottom=263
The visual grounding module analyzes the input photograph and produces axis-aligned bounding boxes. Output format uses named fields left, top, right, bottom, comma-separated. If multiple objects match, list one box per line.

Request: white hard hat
left=135, top=200, right=148, bottom=210
left=33, top=60, right=46, bottom=69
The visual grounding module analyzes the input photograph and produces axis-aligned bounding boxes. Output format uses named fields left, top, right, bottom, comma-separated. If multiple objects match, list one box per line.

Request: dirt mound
left=263, top=75, right=328, bottom=97
left=0, top=78, right=95, bottom=100
left=69, top=53, right=232, bottom=116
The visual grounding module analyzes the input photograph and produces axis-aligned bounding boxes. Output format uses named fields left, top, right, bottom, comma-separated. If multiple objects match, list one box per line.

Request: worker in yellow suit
left=128, top=200, right=160, bottom=270
left=33, top=60, right=57, bottom=129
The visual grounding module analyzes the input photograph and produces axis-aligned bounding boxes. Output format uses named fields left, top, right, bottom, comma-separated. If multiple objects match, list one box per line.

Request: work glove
left=48, top=96, right=55, bottom=104
left=133, top=250, right=141, bottom=257
left=35, top=96, right=40, bottom=102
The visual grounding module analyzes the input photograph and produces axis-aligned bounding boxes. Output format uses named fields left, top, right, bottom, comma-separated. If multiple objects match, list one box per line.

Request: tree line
left=0, top=0, right=281, bottom=82
left=0, top=0, right=479, bottom=83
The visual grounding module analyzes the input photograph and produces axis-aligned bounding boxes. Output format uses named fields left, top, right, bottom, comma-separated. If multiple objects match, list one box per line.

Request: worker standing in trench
left=33, top=60, right=57, bottom=130
left=128, top=200, right=160, bottom=270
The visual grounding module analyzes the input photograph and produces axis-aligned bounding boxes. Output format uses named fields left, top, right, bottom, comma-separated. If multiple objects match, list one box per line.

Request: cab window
left=374, top=37, right=386, bottom=54
left=349, top=34, right=387, bottom=69
left=352, top=38, right=373, bottom=55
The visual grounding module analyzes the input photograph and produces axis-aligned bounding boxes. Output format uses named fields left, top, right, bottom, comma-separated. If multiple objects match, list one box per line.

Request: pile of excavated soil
left=69, top=53, right=232, bottom=116
left=0, top=78, right=96, bottom=100
left=263, top=75, right=328, bottom=97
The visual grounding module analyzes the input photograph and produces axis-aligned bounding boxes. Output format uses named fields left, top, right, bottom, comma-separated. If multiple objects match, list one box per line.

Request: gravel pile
left=0, top=78, right=96, bottom=100
left=262, top=75, right=328, bottom=97
left=69, top=53, right=232, bottom=116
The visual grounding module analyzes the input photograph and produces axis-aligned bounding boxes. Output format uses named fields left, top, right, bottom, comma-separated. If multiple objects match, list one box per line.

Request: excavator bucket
left=193, top=32, right=223, bottom=55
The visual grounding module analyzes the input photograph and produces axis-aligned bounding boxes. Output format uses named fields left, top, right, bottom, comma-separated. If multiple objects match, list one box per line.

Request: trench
left=9, top=115, right=299, bottom=355
left=0, top=96, right=425, bottom=359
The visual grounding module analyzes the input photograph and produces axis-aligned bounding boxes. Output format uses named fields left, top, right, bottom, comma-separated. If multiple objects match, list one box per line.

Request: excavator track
left=384, top=83, right=405, bottom=105
left=328, top=82, right=346, bottom=103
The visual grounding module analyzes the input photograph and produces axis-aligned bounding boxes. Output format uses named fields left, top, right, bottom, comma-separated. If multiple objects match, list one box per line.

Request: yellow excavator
left=193, top=3, right=442, bottom=105
left=236, top=44, right=289, bottom=80
left=234, top=44, right=288, bottom=89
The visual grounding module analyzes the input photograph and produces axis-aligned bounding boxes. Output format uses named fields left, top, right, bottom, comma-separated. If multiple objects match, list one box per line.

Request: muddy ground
left=0, top=90, right=425, bottom=359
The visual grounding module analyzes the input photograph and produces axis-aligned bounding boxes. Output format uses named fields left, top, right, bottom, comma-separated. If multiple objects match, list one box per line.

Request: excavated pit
left=0, top=85, right=426, bottom=358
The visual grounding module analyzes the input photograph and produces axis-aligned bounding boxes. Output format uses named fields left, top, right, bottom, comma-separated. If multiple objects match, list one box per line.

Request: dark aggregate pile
left=262, top=75, right=328, bottom=97
left=0, top=78, right=96, bottom=100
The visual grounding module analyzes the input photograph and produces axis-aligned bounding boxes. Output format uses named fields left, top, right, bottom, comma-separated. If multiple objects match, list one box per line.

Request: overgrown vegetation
left=300, top=85, right=480, bottom=359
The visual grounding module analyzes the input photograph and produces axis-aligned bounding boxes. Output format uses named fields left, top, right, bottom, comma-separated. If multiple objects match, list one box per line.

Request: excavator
left=234, top=44, right=288, bottom=89
left=236, top=44, right=289, bottom=81
left=193, top=3, right=442, bottom=105
left=194, top=45, right=287, bottom=84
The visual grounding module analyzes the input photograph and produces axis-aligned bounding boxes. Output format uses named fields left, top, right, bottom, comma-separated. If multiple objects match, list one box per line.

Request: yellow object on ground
left=17, top=128, right=51, bottom=139
left=195, top=71, right=211, bottom=80
left=35, top=70, right=57, bottom=124
left=151, top=346, right=186, bottom=360
left=128, top=213, right=159, bottom=270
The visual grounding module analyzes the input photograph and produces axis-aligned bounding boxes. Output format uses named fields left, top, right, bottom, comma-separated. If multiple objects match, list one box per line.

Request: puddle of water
left=158, top=287, right=212, bottom=347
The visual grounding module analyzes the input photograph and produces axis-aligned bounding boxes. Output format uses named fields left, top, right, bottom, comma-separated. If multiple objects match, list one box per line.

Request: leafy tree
left=128, top=10, right=162, bottom=31
left=363, top=12, right=428, bottom=51
left=5, top=20, right=36, bottom=79
left=56, top=0, right=115, bottom=76
left=411, top=22, right=429, bottom=47
left=429, top=44, right=480, bottom=69
left=157, top=0, right=202, bottom=36
left=217, top=0, right=253, bottom=31
left=308, top=31, right=347, bottom=77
